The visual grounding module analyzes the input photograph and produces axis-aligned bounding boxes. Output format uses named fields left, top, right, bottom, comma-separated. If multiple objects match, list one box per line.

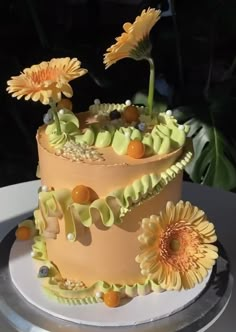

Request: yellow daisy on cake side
left=6, top=57, right=87, bottom=105
left=136, top=201, right=218, bottom=291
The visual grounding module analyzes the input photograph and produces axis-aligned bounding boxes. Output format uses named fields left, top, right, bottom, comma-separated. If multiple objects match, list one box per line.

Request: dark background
left=1, top=0, right=236, bottom=187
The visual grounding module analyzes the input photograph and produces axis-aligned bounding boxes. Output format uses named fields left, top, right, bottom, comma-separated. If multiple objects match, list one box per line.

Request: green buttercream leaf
left=112, top=129, right=130, bottom=155
left=141, top=174, right=151, bottom=194
left=95, top=130, right=112, bottom=148
left=45, top=111, right=80, bottom=148
left=58, top=113, right=80, bottom=127
left=142, top=134, right=154, bottom=156
left=75, top=128, right=95, bottom=146
left=152, top=134, right=162, bottom=154
left=158, top=137, right=171, bottom=155
left=170, top=126, right=186, bottom=149
left=131, top=128, right=142, bottom=140
left=123, top=185, right=135, bottom=207
left=64, top=122, right=80, bottom=134
left=157, top=124, right=171, bottom=136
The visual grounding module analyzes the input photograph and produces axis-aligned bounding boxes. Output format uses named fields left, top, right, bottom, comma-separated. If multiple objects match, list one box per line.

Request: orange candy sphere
left=123, top=105, right=139, bottom=123
left=72, top=185, right=91, bottom=204
left=15, top=226, right=31, bottom=241
left=127, top=139, right=145, bottom=159
left=103, top=291, right=121, bottom=307
left=57, top=98, right=73, bottom=111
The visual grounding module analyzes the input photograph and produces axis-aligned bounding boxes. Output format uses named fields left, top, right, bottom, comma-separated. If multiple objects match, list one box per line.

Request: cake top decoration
left=6, top=8, right=188, bottom=159
left=104, top=7, right=161, bottom=116
left=6, top=57, right=87, bottom=135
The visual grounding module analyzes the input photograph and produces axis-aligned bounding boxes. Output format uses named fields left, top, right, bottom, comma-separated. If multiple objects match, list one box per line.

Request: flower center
left=159, top=221, right=201, bottom=272
left=169, top=238, right=180, bottom=252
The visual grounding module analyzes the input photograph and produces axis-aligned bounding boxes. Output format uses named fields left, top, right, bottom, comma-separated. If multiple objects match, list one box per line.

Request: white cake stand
left=0, top=228, right=233, bottom=332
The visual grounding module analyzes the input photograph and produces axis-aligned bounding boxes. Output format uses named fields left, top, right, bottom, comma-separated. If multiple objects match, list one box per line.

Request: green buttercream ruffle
left=40, top=271, right=163, bottom=305
left=32, top=236, right=48, bottom=260
left=35, top=148, right=193, bottom=241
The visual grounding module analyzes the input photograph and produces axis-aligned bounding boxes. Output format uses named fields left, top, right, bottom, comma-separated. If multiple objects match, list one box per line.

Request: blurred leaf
left=185, top=117, right=236, bottom=191
left=132, top=92, right=168, bottom=113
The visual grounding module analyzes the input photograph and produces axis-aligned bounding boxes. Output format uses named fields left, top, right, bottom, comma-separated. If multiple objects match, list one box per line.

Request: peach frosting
left=35, top=110, right=192, bottom=287
left=37, top=111, right=184, bottom=197
left=45, top=173, right=183, bottom=285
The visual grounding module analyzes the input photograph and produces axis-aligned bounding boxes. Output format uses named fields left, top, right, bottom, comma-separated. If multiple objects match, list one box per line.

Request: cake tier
left=35, top=110, right=192, bottom=289
left=45, top=173, right=183, bottom=286
left=37, top=111, right=184, bottom=197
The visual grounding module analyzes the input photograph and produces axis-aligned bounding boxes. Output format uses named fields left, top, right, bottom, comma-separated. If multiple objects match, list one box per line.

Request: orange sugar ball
left=15, top=226, right=31, bottom=241
left=57, top=98, right=73, bottom=111
left=72, top=185, right=91, bottom=204
left=123, top=105, right=139, bottom=123
left=103, top=291, right=121, bottom=307
left=127, top=140, right=145, bottom=159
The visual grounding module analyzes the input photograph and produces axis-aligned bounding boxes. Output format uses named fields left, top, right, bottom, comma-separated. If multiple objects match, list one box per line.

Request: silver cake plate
left=0, top=228, right=234, bottom=332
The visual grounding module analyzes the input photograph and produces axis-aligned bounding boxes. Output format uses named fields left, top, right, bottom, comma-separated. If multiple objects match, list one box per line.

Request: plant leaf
left=185, top=118, right=236, bottom=191
left=132, top=92, right=168, bottom=113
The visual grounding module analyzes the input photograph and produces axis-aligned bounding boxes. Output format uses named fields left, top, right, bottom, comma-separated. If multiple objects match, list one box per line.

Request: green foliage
left=133, top=92, right=168, bottom=113
left=184, top=117, right=236, bottom=191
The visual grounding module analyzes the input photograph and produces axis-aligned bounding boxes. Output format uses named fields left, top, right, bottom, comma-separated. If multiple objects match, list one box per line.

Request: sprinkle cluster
left=52, top=276, right=87, bottom=291
left=55, top=141, right=104, bottom=162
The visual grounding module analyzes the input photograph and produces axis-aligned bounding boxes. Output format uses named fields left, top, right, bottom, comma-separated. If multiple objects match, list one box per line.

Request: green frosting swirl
left=44, top=104, right=188, bottom=156
left=45, top=111, right=81, bottom=148
left=75, top=128, right=95, bottom=146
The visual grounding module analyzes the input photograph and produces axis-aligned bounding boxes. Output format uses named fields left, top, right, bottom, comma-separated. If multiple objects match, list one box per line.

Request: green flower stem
left=146, top=57, right=155, bottom=116
left=50, top=101, right=62, bottom=135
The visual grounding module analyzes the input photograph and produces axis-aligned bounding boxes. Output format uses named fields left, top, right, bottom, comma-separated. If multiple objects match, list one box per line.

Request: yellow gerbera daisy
left=136, top=201, right=218, bottom=291
left=104, top=8, right=161, bottom=68
left=6, top=58, right=87, bottom=105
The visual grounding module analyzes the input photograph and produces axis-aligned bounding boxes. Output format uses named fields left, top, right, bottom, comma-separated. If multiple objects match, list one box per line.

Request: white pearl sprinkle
left=125, top=99, right=132, bottom=106
left=166, top=110, right=172, bottom=116
left=67, top=233, right=75, bottom=241
left=41, top=185, right=48, bottom=192
left=94, top=98, right=101, bottom=105
left=178, top=125, right=185, bottom=131
left=58, top=109, right=65, bottom=115
left=31, top=251, right=36, bottom=257
left=55, top=149, right=62, bottom=156
left=95, top=291, right=104, bottom=298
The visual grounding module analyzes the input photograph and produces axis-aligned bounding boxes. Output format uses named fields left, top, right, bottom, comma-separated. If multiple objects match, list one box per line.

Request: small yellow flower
left=7, top=58, right=87, bottom=105
left=104, top=8, right=161, bottom=68
left=136, top=201, right=218, bottom=290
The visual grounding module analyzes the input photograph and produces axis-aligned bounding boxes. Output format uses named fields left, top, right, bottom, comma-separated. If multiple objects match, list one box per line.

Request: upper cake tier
left=37, top=102, right=189, bottom=197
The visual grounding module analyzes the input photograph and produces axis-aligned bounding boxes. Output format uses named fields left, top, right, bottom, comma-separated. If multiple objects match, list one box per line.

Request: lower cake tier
left=45, top=173, right=183, bottom=286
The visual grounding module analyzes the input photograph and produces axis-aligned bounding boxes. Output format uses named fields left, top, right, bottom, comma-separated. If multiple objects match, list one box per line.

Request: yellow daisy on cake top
left=6, top=58, right=87, bottom=105
left=136, top=201, right=218, bottom=291
left=104, top=7, right=161, bottom=68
